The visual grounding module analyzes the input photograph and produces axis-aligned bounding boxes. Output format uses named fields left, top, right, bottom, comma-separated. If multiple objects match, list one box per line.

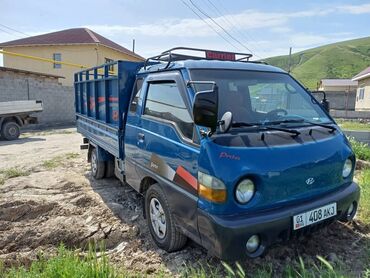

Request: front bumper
left=197, top=182, right=360, bottom=261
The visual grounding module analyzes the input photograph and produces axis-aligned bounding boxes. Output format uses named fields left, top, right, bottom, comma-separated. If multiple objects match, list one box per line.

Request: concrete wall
left=355, top=78, right=370, bottom=111
left=0, top=69, right=75, bottom=125
left=330, top=109, right=370, bottom=119
left=2, top=44, right=142, bottom=86
left=314, top=91, right=356, bottom=110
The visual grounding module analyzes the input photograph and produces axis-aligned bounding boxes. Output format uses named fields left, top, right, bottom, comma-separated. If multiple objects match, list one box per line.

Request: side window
left=129, top=79, right=144, bottom=113
left=105, top=58, right=114, bottom=71
left=53, top=53, right=61, bottom=69
left=144, top=81, right=193, bottom=140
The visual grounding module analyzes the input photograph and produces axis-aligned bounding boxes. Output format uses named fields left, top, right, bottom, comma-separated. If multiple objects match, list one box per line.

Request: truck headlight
left=342, top=159, right=353, bottom=178
left=236, top=179, right=255, bottom=204
left=198, top=172, right=227, bottom=203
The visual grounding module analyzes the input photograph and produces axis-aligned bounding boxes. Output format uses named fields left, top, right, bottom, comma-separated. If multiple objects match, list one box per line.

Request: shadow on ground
left=0, top=137, right=45, bottom=145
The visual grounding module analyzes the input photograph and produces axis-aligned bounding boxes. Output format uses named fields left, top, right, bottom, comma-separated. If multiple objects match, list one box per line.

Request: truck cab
left=75, top=47, right=360, bottom=261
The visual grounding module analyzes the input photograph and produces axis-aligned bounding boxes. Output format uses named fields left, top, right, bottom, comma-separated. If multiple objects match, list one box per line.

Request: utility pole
left=132, top=39, right=135, bottom=53
left=288, top=47, right=292, bottom=73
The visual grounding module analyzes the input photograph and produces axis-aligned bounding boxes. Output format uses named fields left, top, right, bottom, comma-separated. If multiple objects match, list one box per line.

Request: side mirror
left=193, top=85, right=219, bottom=132
left=219, top=112, right=233, bottom=133
left=321, top=98, right=330, bottom=112
left=310, top=90, right=330, bottom=113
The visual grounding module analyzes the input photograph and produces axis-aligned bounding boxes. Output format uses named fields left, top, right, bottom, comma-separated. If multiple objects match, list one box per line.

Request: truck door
left=135, top=72, right=199, bottom=239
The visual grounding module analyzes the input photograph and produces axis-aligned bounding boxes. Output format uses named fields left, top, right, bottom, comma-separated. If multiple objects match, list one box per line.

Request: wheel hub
left=149, top=197, right=167, bottom=239
left=91, top=152, right=98, bottom=174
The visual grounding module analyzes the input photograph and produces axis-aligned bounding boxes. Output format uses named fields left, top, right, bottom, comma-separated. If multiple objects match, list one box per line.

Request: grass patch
left=0, top=245, right=131, bottom=278
left=42, top=152, right=79, bottom=169
left=337, top=120, right=370, bottom=131
left=358, top=168, right=370, bottom=225
left=0, top=167, right=30, bottom=185
left=348, top=137, right=370, bottom=162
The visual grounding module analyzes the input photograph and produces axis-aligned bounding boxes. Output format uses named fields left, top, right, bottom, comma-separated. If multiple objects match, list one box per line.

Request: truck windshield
left=190, top=69, right=331, bottom=125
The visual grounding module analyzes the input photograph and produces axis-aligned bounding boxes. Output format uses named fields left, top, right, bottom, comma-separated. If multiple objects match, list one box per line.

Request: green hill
left=264, top=36, right=370, bottom=89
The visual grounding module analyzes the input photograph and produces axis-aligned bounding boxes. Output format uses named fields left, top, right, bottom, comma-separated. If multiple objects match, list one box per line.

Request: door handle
left=137, top=133, right=145, bottom=140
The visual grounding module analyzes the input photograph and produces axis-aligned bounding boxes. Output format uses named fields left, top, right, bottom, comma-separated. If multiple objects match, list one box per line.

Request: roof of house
left=320, top=79, right=358, bottom=87
left=352, top=66, right=370, bottom=81
left=0, top=66, right=64, bottom=79
left=0, top=28, right=144, bottom=60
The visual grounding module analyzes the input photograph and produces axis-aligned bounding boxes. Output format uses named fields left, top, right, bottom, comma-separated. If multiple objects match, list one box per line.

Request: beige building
left=317, top=79, right=358, bottom=110
left=353, top=67, right=370, bottom=111
left=318, top=79, right=358, bottom=92
left=0, top=28, right=144, bottom=86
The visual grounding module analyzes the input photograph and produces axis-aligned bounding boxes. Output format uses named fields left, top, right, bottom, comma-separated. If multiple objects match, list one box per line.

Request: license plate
left=293, top=203, right=337, bottom=230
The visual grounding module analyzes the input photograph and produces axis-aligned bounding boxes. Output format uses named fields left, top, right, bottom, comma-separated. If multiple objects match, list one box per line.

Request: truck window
left=129, top=79, right=144, bottom=113
left=144, top=82, right=193, bottom=139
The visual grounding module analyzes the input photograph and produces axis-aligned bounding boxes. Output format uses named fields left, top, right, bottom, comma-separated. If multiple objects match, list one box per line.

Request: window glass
left=129, top=79, right=144, bottom=113
left=53, top=53, right=61, bottom=69
left=190, top=70, right=331, bottom=124
left=144, top=82, right=193, bottom=139
left=105, top=58, right=114, bottom=71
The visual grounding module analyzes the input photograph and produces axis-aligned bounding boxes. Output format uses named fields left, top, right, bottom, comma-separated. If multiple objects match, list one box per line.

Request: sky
left=0, top=0, right=370, bottom=64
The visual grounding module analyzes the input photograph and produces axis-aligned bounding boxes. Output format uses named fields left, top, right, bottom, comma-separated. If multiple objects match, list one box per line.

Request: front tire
left=1, top=121, right=20, bottom=140
left=145, top=184, right=187, bottom=252
left=91, top=148, right=105, bottom=179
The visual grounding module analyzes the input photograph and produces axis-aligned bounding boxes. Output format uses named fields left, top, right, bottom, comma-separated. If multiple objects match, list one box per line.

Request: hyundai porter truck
left=75, top=47, right=360, bottom=260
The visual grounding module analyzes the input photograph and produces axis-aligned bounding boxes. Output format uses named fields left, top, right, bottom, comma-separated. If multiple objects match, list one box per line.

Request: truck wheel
left=105, top=160, right=115, bottom=178
left=91, top=148, right=105, bottom=179
left=1, top=121, right=20, bottom=140
left=145, top=184, right=187, bottom=252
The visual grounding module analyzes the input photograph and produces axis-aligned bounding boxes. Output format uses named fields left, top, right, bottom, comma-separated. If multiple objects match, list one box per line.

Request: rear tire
left=91, top=148, right=105, bottom=179
left=1, top=121, right=20, bottom=140
left=145, top=183, right=187, bottom=252
left=105, top=160, right=115, bottom=178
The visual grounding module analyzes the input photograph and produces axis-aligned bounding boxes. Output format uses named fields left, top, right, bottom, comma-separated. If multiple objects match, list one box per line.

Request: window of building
left=129, top=78, right=144, bottom=113
left=105, top=58, right=114, bottom=71
left=53, top=53, right=61, bottom=69
left=144, top=82, right=193, bottom=139
left=359, top=88, right=365, bottom=100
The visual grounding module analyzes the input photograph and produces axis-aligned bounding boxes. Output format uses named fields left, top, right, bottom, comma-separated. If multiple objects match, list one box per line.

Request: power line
left=214, top=0, right=271, bottom=58
left=0, top=27, right=23, bottom=38
left=0, top=24, right=29, bottom=37
left=202, top=0, right=264, bottom=59
left=188, top=0, right=255, bottom=55
left=179, top=0, right=240, bottom=50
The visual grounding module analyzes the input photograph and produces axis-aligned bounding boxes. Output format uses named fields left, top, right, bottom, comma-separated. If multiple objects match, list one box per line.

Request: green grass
left=0, top=245, right=130, bottom=278
left=337, top=120, right=370, bottom=131
left=0, top=167, right=30, bottom=185
left=348, top=137, right=370, bottom=161
left=42, top=152, right=79, bottom=169
left=264, top=36, right=370, bottom=89
left=358, top=168, right=370, bottom=225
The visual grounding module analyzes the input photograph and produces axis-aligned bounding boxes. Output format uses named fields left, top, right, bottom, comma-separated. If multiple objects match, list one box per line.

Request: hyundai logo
left=305, top=178, right=315, bottom=185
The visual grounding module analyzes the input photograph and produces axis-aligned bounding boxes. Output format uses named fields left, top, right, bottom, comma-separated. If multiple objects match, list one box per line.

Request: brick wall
left=0, top=69, right=75, bottom=125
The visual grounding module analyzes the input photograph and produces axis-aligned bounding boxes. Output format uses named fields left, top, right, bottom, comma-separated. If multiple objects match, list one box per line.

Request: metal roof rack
left=144, top=47, right=256, bottom=70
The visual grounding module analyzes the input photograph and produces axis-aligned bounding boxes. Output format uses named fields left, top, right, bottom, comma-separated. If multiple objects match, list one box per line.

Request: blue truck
left=75, top=47, right=360, bottom=261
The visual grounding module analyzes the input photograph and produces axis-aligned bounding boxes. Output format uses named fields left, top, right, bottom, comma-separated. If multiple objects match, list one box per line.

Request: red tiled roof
left=352, top=66, right=370, bottom=81
left=0, top=28, right=144, bottom=60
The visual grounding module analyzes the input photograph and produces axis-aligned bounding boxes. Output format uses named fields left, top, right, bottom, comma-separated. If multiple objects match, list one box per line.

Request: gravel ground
left=0, top=128, right=369, bottom=277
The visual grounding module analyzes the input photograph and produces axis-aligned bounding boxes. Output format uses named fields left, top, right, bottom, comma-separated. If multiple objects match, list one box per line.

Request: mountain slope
left=264, top=37, right=370, bottom=89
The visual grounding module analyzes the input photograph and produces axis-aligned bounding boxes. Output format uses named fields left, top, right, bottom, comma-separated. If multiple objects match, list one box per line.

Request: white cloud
left=338, top=3, right=370, bottom=14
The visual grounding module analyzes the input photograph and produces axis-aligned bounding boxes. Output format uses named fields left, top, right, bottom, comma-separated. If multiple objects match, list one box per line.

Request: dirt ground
left=0, top=128, right=369, bottom=277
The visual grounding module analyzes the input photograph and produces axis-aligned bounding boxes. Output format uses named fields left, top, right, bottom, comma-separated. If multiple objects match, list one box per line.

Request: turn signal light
left=198, top=183, right=227, bottom=203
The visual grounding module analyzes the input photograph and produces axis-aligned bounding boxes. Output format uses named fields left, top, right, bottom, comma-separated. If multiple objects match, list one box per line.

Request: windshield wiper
left=232, top=122, right=300, bottom=136
left=266, top=119, right=336, bottom=133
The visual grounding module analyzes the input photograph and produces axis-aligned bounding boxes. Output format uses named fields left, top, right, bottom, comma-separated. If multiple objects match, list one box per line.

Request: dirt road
left=0, top=128, right=368, bottom=276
